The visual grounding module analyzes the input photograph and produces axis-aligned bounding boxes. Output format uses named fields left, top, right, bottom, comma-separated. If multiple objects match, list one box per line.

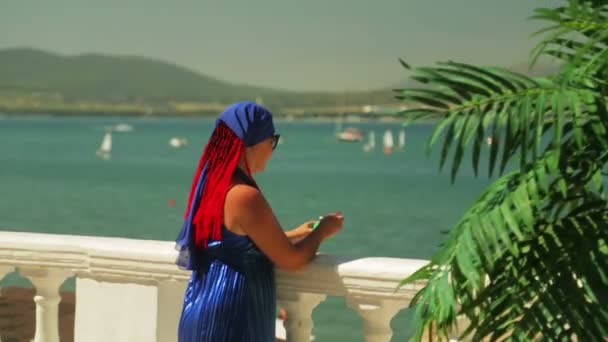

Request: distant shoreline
left=0, top=109, right=425, bottom=124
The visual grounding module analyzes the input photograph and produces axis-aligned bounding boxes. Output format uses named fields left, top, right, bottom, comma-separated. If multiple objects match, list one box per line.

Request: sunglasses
left=271, top=134, right=281, bottom=150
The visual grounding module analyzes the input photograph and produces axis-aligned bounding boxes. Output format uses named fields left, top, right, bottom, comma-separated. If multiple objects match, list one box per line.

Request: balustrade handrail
left=0, top=230, right=428, bottom=298
left=0, top=230, right=434, bottom=342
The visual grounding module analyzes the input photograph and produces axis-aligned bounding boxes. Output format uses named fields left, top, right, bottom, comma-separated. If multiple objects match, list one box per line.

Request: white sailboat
left=363, top=130, right=376, bottom=152
left=398, top=128, right=406, bottom=150
left=96, top=131, right=112, bottom=159
left=383, top=129, right=394, bottom=155
left=169, top=137, right=189, bottom=148
left=113, top=123, right=134, bottom=132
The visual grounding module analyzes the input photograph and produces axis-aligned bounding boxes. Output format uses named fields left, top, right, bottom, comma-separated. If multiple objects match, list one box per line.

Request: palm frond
left=465, top=203, right=608, bottom=341
left=396, top=2, right=608, bottom=341
left=394, top=62, right=600, bottom=182
left=400, top=135, right=608, bottom=340
left=530, top=1, right=608, bottom=78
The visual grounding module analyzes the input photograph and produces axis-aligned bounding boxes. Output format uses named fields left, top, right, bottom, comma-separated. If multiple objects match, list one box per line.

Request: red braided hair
left=184, top=123, right=255, bottom=248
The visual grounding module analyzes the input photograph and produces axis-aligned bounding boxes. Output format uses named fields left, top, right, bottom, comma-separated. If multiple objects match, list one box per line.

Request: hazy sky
left=1, top=0, right=560, bottom=92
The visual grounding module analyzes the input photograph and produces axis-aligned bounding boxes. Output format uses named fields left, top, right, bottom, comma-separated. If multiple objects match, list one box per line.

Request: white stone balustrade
left=278, top=292, right=327, bottom=342
left=0, top=231, right=430, bottom=341
left=22, top=268, right=72, bottom=342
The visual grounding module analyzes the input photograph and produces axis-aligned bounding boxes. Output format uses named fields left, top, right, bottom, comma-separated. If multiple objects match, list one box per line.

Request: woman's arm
left=285, top=222, right=315, bottom=244
left=224, top=184, right=342, bottom=271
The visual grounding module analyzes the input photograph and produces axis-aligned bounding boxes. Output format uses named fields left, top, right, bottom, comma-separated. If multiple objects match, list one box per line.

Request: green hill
left=0, top=48, right=396, bottom=110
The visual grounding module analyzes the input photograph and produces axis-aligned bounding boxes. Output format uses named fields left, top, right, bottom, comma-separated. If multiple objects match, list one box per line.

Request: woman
left=175, top=101, right=344, bottom=342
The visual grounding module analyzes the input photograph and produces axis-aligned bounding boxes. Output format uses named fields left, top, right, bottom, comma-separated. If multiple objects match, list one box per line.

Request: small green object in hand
left=311, top=216, right=323, bottom=230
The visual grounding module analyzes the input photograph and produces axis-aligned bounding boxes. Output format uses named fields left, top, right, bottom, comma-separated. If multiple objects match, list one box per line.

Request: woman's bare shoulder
left=226, top=182, right=261, bottom=204
left=224, top=182, right=266, bottom=234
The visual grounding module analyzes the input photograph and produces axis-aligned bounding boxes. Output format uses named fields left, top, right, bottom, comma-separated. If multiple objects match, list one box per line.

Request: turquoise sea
left=0, top=115, right=495, bottom=341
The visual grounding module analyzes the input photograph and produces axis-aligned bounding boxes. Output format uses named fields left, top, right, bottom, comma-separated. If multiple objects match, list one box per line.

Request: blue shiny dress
left=177, top=171, right=276, bottom=342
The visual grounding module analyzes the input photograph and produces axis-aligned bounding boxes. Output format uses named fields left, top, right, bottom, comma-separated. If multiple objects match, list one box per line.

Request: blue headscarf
left=175, top=101, right=275, bottom=270
left=217, top=101, right=276, bottom=146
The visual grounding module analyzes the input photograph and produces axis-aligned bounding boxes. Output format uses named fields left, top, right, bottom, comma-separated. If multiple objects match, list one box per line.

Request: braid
left=185, top=123, right=252, bottom=248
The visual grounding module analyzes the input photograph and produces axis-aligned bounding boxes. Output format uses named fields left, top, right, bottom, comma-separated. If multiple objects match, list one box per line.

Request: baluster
left=346, top=296, right=408, bottom=342
left=21, top=268, right=71, bottom=342
left=278, top=292, right=326, bottom=342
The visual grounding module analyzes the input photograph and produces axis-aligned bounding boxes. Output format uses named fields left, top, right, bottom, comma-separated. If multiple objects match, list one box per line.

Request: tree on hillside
left=397, top=1, right=608, bottom=340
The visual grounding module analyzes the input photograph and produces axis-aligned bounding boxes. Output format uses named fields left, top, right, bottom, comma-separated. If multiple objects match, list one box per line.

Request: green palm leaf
left=401, top=140, right=608, bottom=340
left=396, top=62, right=598, bottom=182
left=531, top=1, right=608, bottom=74
left=395, top=1, right=608, bottom=340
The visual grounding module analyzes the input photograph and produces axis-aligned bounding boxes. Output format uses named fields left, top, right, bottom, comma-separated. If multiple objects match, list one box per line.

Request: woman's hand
left=316, top=212, right=344, bottom=239
left=286, top=220, right=316, bottom=244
